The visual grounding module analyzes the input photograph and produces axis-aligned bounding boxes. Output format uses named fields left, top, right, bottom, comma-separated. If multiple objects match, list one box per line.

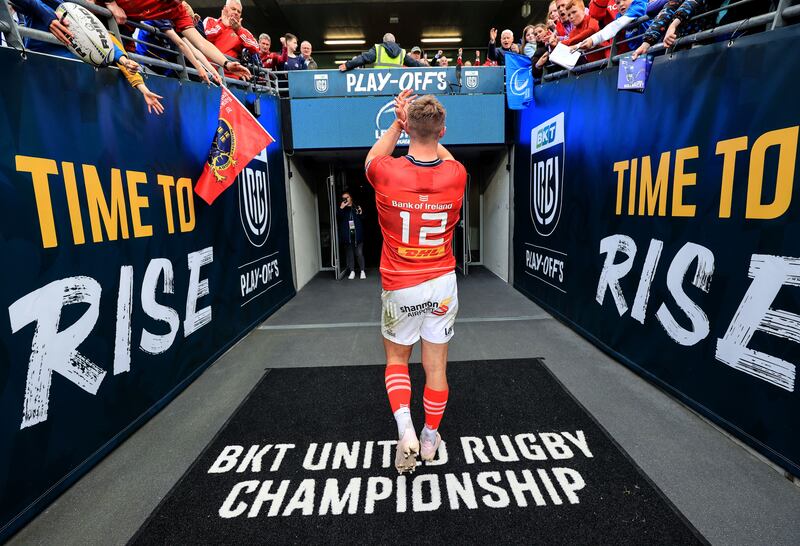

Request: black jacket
left=344, top=41, right=423, bottom=70
left=336, top=205, right=364, bottom=244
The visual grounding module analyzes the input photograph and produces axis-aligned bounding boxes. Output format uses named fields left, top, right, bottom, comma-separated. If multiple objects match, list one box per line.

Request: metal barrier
left=542, top=0, right=800, bottom=82
left=0, top=0, right=280, bottom=95
left=1, top=0, right=798, bottom=93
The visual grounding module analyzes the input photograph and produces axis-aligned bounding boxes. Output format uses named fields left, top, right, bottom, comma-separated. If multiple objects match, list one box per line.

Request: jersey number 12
left=399, top=211, right=447, bottom=246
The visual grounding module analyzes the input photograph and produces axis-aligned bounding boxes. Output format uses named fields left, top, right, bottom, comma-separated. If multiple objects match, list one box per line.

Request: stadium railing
left=541, top=0, right=800, bottom=82
left=0, top=0, right=281, bottom=96
left=2, top=0, right=798, bottom=94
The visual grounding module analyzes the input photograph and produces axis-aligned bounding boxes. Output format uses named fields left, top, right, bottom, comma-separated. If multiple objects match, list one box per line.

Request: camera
left=239, top=49, right=270, bottom=84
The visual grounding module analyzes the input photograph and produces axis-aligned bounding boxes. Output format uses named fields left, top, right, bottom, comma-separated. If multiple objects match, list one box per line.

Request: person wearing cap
left=410, top=45, right=429, bottom=66
left=339, top=33, right=424, bottom=70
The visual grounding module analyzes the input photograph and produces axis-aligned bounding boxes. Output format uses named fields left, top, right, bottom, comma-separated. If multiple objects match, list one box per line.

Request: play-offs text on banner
left=207, top=431, right=593, bottom=518
left=287, top=67, right=504, bottom=98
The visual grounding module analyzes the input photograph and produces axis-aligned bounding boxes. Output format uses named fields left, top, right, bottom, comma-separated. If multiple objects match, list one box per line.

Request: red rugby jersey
left=366, top=155, right=467, bottom=291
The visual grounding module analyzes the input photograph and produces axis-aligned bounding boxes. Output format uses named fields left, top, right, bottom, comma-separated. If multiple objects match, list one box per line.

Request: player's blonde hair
left=406, top=95, right=446, bottom=142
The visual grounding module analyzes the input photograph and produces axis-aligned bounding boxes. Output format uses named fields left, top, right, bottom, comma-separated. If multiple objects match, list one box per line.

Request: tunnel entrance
left=287, top=146, right=509, bottom=286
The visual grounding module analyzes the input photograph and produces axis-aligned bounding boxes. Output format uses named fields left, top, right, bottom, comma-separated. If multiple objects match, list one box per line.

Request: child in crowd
left=572, top=0, right=647, bottom=52
left=281, top=32, right=305, bottom=70
left=563, top=0, right=608, bottom=62
left=522, top=24, right=538, bottom=57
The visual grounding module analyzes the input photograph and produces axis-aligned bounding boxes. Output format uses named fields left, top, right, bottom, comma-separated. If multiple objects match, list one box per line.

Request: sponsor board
left=513, top=30, right=800, bottom=476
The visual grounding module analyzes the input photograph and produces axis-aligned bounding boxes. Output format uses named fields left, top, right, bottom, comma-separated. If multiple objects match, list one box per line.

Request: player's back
left=366, top=155, right=468, bottom=291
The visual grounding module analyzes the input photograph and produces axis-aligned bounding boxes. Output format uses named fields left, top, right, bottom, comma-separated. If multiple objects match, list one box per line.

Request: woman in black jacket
left=337, top=192, right=367, bottom=279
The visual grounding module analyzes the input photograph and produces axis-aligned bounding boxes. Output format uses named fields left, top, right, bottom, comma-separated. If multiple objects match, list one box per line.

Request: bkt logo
left=536, top=122, right=557, bottom=150
left=238, top=148, right=272, bottom=247
left=530, top=112, right=565, bottom=237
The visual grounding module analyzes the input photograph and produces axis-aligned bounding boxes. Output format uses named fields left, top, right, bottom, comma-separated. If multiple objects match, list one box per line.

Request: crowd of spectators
left=0, top=0, right=766, bottom=113
left=495, top=0, right=749, bottom=75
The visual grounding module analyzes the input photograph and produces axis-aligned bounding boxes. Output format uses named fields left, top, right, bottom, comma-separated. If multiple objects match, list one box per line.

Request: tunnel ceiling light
left=324, top=39, right=366, bottom=45
left=420, top=37, right=462, bottom=43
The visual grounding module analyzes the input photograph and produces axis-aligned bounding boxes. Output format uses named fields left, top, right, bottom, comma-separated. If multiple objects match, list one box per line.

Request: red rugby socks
left=385, top=364, right=412, bottom=436
left=423, top=385, right=449, bottom=431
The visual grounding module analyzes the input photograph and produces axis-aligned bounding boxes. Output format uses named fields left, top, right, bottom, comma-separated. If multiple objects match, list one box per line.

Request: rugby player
left=365, top=89, right=467, bottom=473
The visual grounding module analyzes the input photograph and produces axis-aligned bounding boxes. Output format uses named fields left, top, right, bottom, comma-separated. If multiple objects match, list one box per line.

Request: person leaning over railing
left=562, top=0, right=609, bottom=61
left=8, top=0, right=167, bottom=113
left=631, top=0, right=723, bottom=59
left=97, top=0, right=252, bottom=79
left=572, top=0, right=670, bottom=54
left=338, top=32, right=423, bottom=71
left=134, top=18, right=221, bottom=85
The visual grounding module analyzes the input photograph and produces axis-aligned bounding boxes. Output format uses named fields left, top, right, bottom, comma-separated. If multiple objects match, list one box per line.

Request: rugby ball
left=54, top=3, right=115, bottom=67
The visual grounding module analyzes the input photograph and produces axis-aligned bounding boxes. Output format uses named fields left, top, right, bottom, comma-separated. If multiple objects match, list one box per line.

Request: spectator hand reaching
left=49, top=15, right=72, bottom=46
left=631, top=42, right=651, bottom=60
left=535, top=51, right=549, bottom=68
left=489, top=27, right=497, bottom=43
left=572, top=37, right=593, bottom=52
left=225, top=61, right=251, bottom=80
left=118, top=56, right=140, bottom=72
left=136, top=84, right=164, bottom=115
left=664, top=20, right=681, bottom=48
left=105, top=1, right=127, bottom=25
left=511, top=43, right=520, bottom=53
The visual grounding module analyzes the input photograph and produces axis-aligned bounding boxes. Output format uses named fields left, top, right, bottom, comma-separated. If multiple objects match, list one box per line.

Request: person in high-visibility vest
left=339, top=33, right=423, bottom=71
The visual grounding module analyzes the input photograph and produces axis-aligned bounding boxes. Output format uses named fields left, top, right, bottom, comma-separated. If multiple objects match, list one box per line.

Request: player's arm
left=365, top=88, right=415, bottom=168
left=437, top=144, right=455, bottom=161
left=365, top=119, right=403, bottom=169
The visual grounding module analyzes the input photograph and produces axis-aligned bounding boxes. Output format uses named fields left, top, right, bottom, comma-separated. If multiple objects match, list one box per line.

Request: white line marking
left=238, top=251, right=280, bottom=270
left=524, top=270, right=567, bottom=294
left=241, top=280, right=284, bottom=307
left=258, top=315, right=551, bottom=330
left=524, top=242, right=568, bottom=257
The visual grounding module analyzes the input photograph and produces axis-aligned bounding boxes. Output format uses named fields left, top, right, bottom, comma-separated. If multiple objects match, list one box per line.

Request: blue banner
left=287, top=66, right=504, bottom=98
left=513, top=26, right=800, bottom=476
left=505, top=52, right=533, bottom=110
left=0, top=48, right=295, bottom=539
left=290, top=94, right=505, bottom=149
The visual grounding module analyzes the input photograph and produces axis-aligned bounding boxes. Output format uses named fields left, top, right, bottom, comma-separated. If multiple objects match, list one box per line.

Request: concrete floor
left=9, top=267, right=800, bottom=545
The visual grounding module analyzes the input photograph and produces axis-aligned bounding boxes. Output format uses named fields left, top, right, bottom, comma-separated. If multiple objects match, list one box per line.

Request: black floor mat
left=131, top=359, right=705, bottom=545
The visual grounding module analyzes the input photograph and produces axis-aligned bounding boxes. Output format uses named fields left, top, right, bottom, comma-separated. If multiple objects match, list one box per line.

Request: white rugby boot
left=395, top=423, right=420, bottom=474
left=348, top=271, right=355, bottom=280
left=420, top=428, right=442, bottom=462
left=360, top=271, right=366, bottom=279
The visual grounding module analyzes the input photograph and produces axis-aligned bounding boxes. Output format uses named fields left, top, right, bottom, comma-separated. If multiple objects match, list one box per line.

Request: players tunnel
left=281, top=67, right=512, bottom=286
left=2, top=4, right=800, bottom=543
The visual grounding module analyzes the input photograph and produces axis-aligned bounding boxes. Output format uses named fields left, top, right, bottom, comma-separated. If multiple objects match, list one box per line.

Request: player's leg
left=381, top=289, right=423, bottom=473
left=418, top=272, right=458, bottom=461
left=420, top=340, right=449, bottom=461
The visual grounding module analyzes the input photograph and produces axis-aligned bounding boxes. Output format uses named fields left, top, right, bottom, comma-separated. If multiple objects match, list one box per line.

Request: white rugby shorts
left=381, top=271, right=458, bottom=345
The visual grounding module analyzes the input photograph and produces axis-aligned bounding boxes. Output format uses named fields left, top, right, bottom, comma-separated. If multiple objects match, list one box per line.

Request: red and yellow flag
left=195, top=87, right=274, bottom=205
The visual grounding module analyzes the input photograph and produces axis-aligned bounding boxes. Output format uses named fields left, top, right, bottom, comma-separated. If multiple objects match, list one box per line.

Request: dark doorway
left=338, top=166, right=382, bottom=270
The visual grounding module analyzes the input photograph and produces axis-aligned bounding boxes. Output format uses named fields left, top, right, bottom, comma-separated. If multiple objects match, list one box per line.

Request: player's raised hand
left=393, top=88, right=417, bottom=131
